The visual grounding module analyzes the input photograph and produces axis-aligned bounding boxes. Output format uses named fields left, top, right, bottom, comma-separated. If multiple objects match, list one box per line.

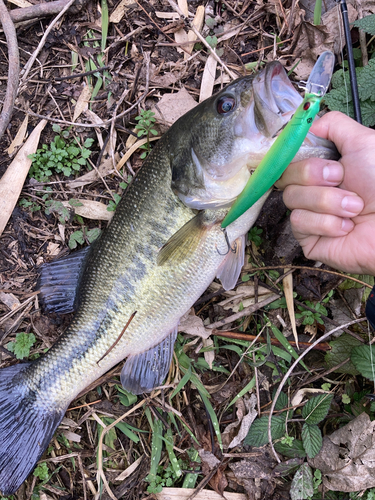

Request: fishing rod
left=337, top=0, right=362, bottom=123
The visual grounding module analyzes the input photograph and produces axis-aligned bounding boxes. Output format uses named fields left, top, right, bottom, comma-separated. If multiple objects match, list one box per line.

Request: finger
left=290, top=209, right=355, bottom=239
left=283, top=186, right=364, bottom=217
left=310, top=111, right=375, bottom=155
left=275, top=157, right=344, bottom=190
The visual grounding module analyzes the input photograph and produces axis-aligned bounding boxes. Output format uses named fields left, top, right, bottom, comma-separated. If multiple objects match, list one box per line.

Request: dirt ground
left=0, top=0, right=374, bottom=499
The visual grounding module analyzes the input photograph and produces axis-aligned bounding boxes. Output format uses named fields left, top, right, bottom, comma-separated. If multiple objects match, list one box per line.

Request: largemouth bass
left=0, top=61, right=337, bottom=495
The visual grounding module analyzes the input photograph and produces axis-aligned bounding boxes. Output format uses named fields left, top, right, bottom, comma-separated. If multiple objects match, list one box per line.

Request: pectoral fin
left=157, top=212, right=209, bottom=266
left=120, top=327, right=178, bottom=395
left=216, top=235, right=245, bottom=290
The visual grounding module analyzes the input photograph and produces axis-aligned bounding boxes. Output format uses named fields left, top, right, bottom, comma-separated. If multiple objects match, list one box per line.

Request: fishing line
left=337, top=3, right=350, bottom=118
left=336, top=0, right=362, bottom=123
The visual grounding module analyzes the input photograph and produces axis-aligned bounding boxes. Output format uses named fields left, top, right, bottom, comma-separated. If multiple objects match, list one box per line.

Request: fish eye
left=217, top=96, right=236, bottom=114
left=303, top=101, right=311, bottom=111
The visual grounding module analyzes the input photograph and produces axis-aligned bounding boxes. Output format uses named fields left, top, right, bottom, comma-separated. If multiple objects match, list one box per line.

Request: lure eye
left=303, top=101, right=311, bottom=111
left=217, top=97, right=235, bottom=114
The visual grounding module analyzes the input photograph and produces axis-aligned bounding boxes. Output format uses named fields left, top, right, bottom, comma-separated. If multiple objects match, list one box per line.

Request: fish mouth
left=252, top=61, right=339, bottom=159
left=253, top=61, right=302, bottom=121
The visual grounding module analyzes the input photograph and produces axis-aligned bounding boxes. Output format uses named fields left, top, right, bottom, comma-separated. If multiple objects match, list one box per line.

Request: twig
left=19, top=0, right=76, bottom=89
left=166, top=0, right=237, bottom=80
left=9, top=0, right=84, bottom=24
left=207, top=293, right=280, bottom=329
left=97, top=311, right=137, bottom=365
left=211, top=330, right=331, bottom=352
left=268, top=318, right=366, bottom=463
left=55, top=65, right=110, bottom=81
left=0, top=0, right=19, bottom=139
left=97, top=399, right=146, bottom=500
left=248, top=265, right=373, bottom=289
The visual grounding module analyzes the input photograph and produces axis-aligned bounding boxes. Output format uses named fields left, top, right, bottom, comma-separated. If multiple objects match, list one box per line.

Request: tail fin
left=0, top=363, right=66, bottom=495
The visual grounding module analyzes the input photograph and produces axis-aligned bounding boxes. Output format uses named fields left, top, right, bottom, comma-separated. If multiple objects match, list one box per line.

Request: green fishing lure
left=222, top=51, right=335, bottom=229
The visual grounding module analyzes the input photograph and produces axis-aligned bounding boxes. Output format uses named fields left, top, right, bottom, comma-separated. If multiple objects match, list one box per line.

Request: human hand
left=275, top=111, right=375, bottom=275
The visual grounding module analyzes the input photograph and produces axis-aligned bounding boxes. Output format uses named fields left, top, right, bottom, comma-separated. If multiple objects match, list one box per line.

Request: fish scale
left=0, top=62, right=338, bottom=495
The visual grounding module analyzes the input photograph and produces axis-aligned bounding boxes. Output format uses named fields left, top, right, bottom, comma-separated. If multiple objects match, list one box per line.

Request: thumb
left=310, top=111, right=370, bottom=155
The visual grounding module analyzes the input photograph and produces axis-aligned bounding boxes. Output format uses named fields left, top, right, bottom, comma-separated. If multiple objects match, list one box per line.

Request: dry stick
left=211, top=330, right=331, bottom=352
left=249, top=265, right=373, bottom=289
left=0, top=0, right=19, bottom=139
left=166, top=0, right=237, bottom=80
left=9, top=0, right=81, bottom=23
left=96, top=311, right=137, bottom=365
left=19, top=0, right=76, bottom=89
left=268, top=318, right=366, bottom=463
left=207, top=293, right=280, bottom=330
left=97, top=398, right=146, bottom=500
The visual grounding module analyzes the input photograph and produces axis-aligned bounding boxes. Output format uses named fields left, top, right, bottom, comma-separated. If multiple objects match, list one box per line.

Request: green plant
left=295, top=301, right=327, bottom=326
left=248, top=226, right=263, bottom=246
left=324, top=44, right=375, bottom=127
left=135, top=110, right=158, bottom=159
left=68, top=227, right=101, bottom=249
left=33, top=462, right=49, bottom=481
left=28, top=125, right=93, bottom=181
left=19, top=198, right=41, bottom=212
left=7, top=332, right=36, bottom=359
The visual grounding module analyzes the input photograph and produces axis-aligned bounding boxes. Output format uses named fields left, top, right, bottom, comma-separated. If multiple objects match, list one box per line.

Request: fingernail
left=341, top=195, right=363, bottom=214
left=323, top=164, right=342, bottom=182
left=341, top=218, right=354, bottom=232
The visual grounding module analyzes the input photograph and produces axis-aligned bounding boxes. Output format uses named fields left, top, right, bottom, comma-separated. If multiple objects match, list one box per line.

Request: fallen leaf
left=228, top=394, right=257, bottom=449
left=178, top=309, right=211, bottom=339
left=7, top=115, right=28, bottom=156
left=0, top=292, right=21, bottom=310
left=73, top=85, right=92, bottom=122
left=199, top=54, right=218, bottom=103
left=203, top=337, right=214, bottom=369
left=109, top=0, right=136, bottom=23
left=291, top=388, right=330, bottom=407
left=291, top=4, right=357, bottom=80
left=198, top=449, right=220, bottom=470
left=61, top=200, right=113, bottom=221
left=155, top=488, right=247, bottom=499
left=308, top=412, right=375, bottom=492
left=0, top=119, right=47, bottom=236
left=283, top=271, right=298, bottom=349
left=186, top=5, right=205, bottom=56
left=8, top=0, right=32, bottom=7
left=152, top=88, right=197, bottom=132
left=68, top=155, right=120, bottom=189
left=115, top=455, right=143, bottom=481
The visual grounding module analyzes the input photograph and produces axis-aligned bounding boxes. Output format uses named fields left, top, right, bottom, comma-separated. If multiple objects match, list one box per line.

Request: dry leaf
left=8, top=0, right=32, bottom=7
left=0, top=292, right=21, bottom=310
left=203, top=337, right=214, bottom=369
left=225, top=394, right=257, bottom=449
left=61, top=200, right=113, bottom=221
left=109, top=0, right=136, bottom=23
left=283, top=271, right=298, bottom=349
left=61, top=430, right=81, bottom=443
left=198, top=449, right=220, bottom=470
left=291, top=388, right=329, bottom=407
left=178, top=309, right=211, bottom=339
left=73, top=85, right=92, bottom=122
left=308, top=413, right=375, bottom=492
left=115, top=456, right=143, bottom=481
left=155, top=488, right=247, bottom=500
left=7, top=115, right=28, bottom=156
left=199, top=54, right=218, bottom=103
left=291, top=4, right=357, bottom=80
left=0, top=119, right=47, bottom=236
left=152, top=88, right=197, bottom=132
left=68, top=155, right=119, bottom=189
left=185, top=5, right=205, bottom=56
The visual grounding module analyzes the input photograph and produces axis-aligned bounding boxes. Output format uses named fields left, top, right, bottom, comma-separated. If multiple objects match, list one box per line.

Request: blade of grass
left=197, top=388, right=222, bottom=451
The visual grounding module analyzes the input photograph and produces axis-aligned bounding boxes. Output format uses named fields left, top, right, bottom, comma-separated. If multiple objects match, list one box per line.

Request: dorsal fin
left=37, top=246, right=92, bottom=314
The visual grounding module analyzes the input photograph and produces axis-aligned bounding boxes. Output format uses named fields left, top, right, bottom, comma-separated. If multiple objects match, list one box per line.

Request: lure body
left=222, top=93, right=321, bottom=228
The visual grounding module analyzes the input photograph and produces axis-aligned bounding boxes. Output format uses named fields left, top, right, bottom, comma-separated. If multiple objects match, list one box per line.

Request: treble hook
left=217, top=228, right=237, bottom=256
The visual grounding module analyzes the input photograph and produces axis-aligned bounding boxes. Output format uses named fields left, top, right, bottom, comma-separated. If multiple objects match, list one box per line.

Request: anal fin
left=37, top=246, right=92, bottom=314
left=216, top=234, right=245, bottom=290
left=120, top=327, right=178, bottom=395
